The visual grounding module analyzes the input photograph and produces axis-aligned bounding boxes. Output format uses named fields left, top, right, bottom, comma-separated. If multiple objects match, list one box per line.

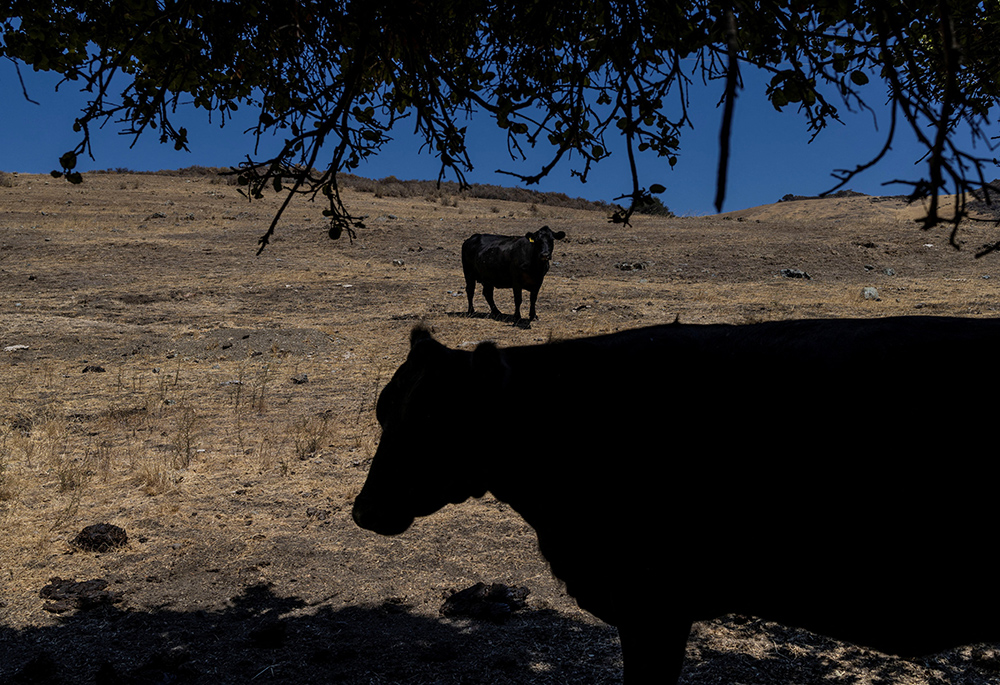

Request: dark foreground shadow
left=3, top=588, right=996, bottom=684
left=0, top=583, right=621, bottom=684
left=680, top=615, right=1000, bottom=685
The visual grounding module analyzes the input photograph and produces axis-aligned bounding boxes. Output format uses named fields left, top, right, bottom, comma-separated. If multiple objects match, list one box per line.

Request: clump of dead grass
left=0, top=432, right=20, bottom=514
left=292, top=411, right=333, bottom=460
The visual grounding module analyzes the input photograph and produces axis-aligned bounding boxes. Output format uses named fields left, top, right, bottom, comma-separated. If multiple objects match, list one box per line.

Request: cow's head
left=525, top=226, right=566, bottom=262
left=352, top=328, right=507, bottom=536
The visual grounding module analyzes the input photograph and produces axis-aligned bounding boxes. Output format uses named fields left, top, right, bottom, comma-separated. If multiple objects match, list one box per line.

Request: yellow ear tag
left=528, top=237, right=534, bottom=242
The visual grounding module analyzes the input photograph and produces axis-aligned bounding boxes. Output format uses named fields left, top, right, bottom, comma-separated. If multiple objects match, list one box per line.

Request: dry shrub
left=291, top=412, right=332, bottom=459
left=0, top=433, right=18, bottom=507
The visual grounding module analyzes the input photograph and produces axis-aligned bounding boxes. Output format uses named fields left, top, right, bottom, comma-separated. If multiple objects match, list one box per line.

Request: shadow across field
left=447, top=310, right=534, bottom=329
left=0, top=583, right=624, bottom=684
left=5, top=582, right=994, bottom=684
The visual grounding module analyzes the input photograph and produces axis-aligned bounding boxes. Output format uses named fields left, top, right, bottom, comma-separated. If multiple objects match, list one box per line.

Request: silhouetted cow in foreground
left=462, top=225, right=566, bottom=322
left=352, top=317, right=1000, bottom=683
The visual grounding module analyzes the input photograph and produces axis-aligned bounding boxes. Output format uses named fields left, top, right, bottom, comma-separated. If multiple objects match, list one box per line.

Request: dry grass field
left=2, top=170, right=1000, bottom=684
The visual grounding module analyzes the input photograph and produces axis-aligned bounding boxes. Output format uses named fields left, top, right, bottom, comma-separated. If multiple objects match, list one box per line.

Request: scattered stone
left=72, top=523, right=128, bottom=552
left=780, top=268, right=811, bottom=279
left=615, top=261, right=647, bottom=271
left=862, top=287, right=881, bottom=301
left=392, top=259, right=405, bottom=267
left=3, top=344, right=29, bottom=352
left=290, top=374, right=309, bottom=384
left=440, top=582, right=529, bottom=623
left=40, top=577, right=123, bottom=612
left=82, top=365, right=107, bottom=373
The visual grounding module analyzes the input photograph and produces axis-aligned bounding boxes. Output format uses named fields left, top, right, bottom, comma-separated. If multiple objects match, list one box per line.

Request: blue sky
left=0, top=61, right=945, bottom=216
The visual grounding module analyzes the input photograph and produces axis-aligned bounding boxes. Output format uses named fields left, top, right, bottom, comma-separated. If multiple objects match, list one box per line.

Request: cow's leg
left=465, top=275, right=476, bottom=315
left=618, top=618, right=690, bottom=684
left=512, top=287, right=523, bottom=321
left=483, top=285, right=502, bottom=318
left=527, top=289, right=539, bottom=321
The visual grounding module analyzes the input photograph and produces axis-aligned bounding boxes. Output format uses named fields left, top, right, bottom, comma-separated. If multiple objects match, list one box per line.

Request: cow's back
left=485, top=315, right=1000, bottom=655
left=462, top=233, right=525, bottom=286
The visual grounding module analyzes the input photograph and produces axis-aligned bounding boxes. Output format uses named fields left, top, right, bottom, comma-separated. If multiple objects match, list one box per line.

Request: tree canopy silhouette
left=3, top=1, right=998, bottom=253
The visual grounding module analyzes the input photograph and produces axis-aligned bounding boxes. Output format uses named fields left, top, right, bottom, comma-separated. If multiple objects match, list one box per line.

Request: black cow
left=462, top=225, right=566, bottom=322
left=352, top=317, right=1000, bottom=683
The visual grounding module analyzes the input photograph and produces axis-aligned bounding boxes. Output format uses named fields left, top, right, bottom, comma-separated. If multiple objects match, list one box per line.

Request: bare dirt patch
left=2, top=172, right=1000, bottom=683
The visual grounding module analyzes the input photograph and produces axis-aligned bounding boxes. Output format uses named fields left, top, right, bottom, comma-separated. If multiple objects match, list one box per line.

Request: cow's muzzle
left=351, top=499, right=415, bottom=536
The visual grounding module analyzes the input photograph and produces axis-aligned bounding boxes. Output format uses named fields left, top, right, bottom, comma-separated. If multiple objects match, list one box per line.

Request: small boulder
left=440, top=582, right=529, bottom=623
left=40, top=577, right=123, bottom=612
left=72, top=523, right=128, bottom=552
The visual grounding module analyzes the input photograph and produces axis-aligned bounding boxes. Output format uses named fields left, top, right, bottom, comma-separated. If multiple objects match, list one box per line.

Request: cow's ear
left=410, top=326, right=436, bottom=347
left=408, top=327, right=449, bottom=363
left=471, top=341, right=510, bottom=391
left=553, top=230, right=566, bottom=240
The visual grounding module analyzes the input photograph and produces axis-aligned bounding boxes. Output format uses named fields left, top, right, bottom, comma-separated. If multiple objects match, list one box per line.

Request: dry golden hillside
left=1, top=171, right=998, bottom=684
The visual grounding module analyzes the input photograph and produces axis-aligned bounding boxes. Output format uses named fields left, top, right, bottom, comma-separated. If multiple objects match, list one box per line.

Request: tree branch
left=715, top=8, right=739, bottom=213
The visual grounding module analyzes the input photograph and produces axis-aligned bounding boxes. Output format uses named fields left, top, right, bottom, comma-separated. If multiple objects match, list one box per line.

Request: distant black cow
left=352, top=317, right=1000, bottom=683
left=462, top=225, right=566, bottom=322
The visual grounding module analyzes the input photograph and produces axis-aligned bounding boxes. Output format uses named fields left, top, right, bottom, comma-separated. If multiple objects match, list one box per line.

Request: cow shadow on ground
left=3, top=585, right=995, bottom=684
left=448, top=311, right=532, bottom=329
